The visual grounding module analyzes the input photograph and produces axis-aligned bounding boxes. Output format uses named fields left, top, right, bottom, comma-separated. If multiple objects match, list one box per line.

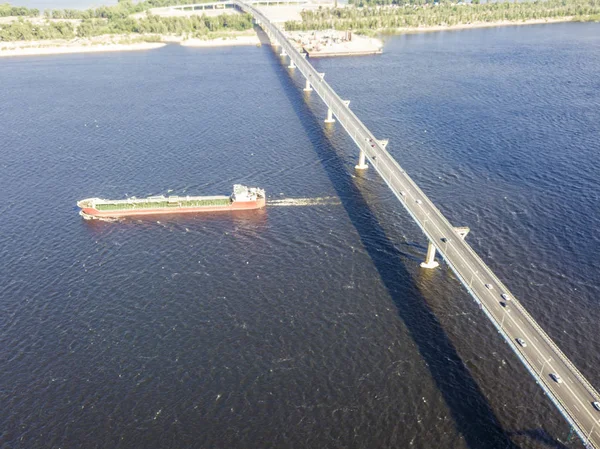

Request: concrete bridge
left=231, top=1, right=600, bottom=447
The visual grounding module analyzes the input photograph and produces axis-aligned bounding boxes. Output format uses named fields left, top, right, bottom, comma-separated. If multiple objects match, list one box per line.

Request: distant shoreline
left=180, top=35, right=260, bottom=47
left=387, top=16, right=578, bottom=35
left=0, top=31, right=261, bottom=58
left=0, top=42, right=166, bottom=58
left=0, top=17, right=588, bottom=58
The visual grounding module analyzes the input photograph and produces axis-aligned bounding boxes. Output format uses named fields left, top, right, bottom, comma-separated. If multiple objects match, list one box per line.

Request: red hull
left=82, top=197, right=266, bottom=219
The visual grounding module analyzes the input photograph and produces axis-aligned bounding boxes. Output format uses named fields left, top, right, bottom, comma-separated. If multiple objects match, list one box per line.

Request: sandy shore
left=181, top=35, right=260, bottom=47
left=391, top=17, right=575, bottom=35
left=0, top=42, right=166, bottom=58
left=0, top=32, right=260, bottom=58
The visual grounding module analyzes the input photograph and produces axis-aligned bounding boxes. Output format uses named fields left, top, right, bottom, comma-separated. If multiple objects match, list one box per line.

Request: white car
left=415, top=199, right=422, bottom=205
left=593, top=401, right=600, bottom=411
left=516, top=338, right=527, bottom=347
left=501, top=293, right=510, bottom=301
left=550, top=373, right=563, bottom=384
left=400, top=191, right=407, bottom=197
left=485, top=284, right=493, bottom=290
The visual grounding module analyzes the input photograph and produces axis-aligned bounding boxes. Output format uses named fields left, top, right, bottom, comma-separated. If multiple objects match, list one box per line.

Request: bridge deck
left=234, top=1, right=600, bottom=447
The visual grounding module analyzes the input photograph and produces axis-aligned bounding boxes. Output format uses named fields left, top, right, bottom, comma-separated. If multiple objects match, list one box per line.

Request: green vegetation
left=95, top=197, right=231, bottom=211
left=0, top=0, right=253, bottom=42
left=284, top=0, right=600, bottom=32
left=44, top=0, right=215, bottom=20
left=0, top=3, right=39, bottom=17
left=75, top=13, right=253, bottom=38
left=0, top=19, right=75, bottom=41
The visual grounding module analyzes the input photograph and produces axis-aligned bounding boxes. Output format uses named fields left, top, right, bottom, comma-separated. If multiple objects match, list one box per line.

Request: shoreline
left=180, top=35, right=260, bottom=47
left=0, top=32, right=261, bottom=58
left=0, top=42, right=166, bottom=58
left=0, top=17, right=591, bottom=58
left=383, top=16, right=578, bottom=35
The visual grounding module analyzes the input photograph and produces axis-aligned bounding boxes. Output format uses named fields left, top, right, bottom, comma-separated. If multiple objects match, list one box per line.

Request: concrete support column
left=280, top=49, right=287, bottom=57
left=303, top=79, right=312, bottom=92
left=355, top=150, right=368, bottom=170
left=420, top=241, right=439, bottom=269
left=454, top=227, right=470, bottom=240
left=324, top=108, right=335, bottom=124
left=288, top=59, right=296, bottom=69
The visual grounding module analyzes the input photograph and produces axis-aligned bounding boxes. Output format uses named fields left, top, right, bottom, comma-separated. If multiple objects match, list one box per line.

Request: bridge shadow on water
left=507, top=429, right=571, bottom=449
left=260, top=40, right=526, bottom=449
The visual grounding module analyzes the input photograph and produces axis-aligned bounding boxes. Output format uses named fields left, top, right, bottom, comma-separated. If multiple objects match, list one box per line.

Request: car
left=500, top=302, right=511, bottom=312
left=593, top=401, right=600, bottom=411
left=516, top=338, right=527, bottom=347
left=400, top=191, right=407, bottom=197
left=485, top=283, right=493, bottom=290
left=415, top=199, right=422, bottom=205
left=441, top=237, right=450, bottom=243
left=550, top=373, right=563, bottom=384
left=501, top=293, right=510, bottom=301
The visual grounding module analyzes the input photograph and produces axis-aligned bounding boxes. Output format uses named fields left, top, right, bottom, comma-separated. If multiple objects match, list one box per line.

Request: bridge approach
left=233, top=1, right=600, bottom=446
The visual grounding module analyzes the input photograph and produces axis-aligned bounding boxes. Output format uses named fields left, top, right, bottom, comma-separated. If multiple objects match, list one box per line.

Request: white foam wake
left=267, top=196, right=341, bottom=207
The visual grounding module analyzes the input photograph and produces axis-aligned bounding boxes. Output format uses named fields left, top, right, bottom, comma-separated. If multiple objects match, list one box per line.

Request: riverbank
left=0, top=41, right=166, bottom=58
left=1, top=15, right=594, bottom=58
left=0, top=27, right=265, bottom=57
left=180, top=34, right=260, bottom=47
left=385, top=16, right=579, bottom=35
left=285, top=0, right=600, bottom=34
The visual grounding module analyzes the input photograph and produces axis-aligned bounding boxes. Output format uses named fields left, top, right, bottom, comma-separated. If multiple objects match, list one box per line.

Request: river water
left=1, top=22, right=599, bottom=449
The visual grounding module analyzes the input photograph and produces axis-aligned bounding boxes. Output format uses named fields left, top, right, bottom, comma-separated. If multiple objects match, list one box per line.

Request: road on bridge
left=234, top=1, right=600, bottom=446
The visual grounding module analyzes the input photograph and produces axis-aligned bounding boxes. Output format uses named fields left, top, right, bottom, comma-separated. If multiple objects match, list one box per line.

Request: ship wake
left=267, top=197, right=341, bottom=207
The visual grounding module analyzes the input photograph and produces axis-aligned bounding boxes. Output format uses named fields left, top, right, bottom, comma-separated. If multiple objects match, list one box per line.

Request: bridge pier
left=420, top=226, right=469, bottom=269
left=355, top=150, right=368, bottom=170
left=420, top=241, right=439, bottom=269
left=280, top=49, right=287, bottom=57
left=454, top=226, right=470, bottom=239
left=288, top=59, right=296, bottom=69
left=324, top=108, right=335, bottom=124
left=303, top=79, right=312, bottom=92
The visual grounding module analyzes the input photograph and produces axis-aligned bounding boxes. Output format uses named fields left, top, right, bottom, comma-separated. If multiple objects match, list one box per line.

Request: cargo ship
left=78, top=184, right=266, bottom=220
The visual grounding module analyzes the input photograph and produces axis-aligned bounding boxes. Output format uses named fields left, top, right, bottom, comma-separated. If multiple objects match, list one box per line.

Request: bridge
left=231, top=1, right=600, bottom=447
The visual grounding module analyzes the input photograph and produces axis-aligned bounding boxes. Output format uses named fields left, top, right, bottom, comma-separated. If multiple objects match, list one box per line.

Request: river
left=1, top=22, right=599, bottom=449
